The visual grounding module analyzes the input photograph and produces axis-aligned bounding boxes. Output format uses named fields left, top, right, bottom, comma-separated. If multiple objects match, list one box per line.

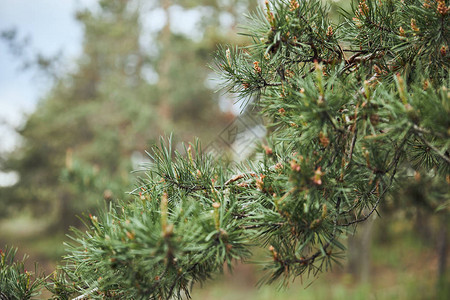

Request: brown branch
left=278, top=198, right=342, bottom=267
left=366, top=18, right=395, bottom=34
left=346, top=128, right=358, bottom=169
left=340, top=137, right=405, bottom=226
left=414, top=130, right=450, bottom=165
left=240, top=222, right=285, bottom=230
left=412, top=124, right=446, bottom=139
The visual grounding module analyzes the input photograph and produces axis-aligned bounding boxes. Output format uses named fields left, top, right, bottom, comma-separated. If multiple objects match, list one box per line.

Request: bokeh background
left=0, top=0, right=448, bottom=299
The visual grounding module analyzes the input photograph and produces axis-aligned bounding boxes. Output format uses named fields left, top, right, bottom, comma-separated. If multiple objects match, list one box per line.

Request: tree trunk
left=436, top=215, right=449, bottom=299
left=347, top=213, right=376, bottom=282
left=157, top=0, right=172, bottom=122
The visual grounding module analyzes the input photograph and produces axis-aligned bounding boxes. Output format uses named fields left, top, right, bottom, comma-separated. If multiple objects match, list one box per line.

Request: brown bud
left=326, top=25, right=333, bottom=37
left=269, top=245, right=278, bottom=261
left=312, top=167, right=323, bottom=185
left=440, top=45, right=447, bottom=57
left=373, top=64, right=382, bottom=75
left=253, top=61, right=262, bottom=73
left=126, top=231, right=135, bottom=240
left=263, top=145, right=273, bottom=155
left=410, top=19, right=419, bottom=32
left=256, top=174, right=266, bottom=191
left=321, top=204, right=327, bottom=219
left=437, top=0, right=448, bottom=15
left=319, top=132, right=330, bottom=148
left=358, top=0, right=369, bottom=16
left=290, top=0, right=300, bottom=11
left=290, top=160, right=301, bottom=172
left=309, top=219, right=321, bottom=229
left=414, top=171, right=421, bottom=182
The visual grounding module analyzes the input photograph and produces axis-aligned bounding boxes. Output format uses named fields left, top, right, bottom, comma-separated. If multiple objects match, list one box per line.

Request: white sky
left=0, top=0, right=97, bottom=153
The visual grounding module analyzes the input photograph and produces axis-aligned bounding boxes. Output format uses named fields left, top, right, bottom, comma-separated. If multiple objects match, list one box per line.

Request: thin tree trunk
left=347, top=213, right=376, bottom=282
left=436, top=215, right=449, bottom=299
left=157, top=0, right=172, bottom=122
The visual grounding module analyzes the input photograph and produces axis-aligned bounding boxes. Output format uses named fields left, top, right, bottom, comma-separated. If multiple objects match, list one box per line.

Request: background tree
left=0, top=0, right=258, bottom=235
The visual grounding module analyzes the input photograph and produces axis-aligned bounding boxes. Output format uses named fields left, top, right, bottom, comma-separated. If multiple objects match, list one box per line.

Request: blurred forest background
left=0, top=0, right=448, bottom=299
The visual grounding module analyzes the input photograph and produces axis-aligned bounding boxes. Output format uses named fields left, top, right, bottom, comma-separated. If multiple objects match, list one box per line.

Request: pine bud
left=423, top=79, right=429, bottom=90
left=373, top=64, right=382, bottom=76
left=126, top=231, right=135, bottom=240
left=187, top=144, right=194, bottom=165
left=285, top=69, right=295, bottom=78
left=275, top=162, right=283, bottom=170
left=263, top=145, right=273, bottom=155
left=213, top=202, right=221, bottom=230
left=161, top=192, right=168, bottom=233
left=319, top=132, right=330, bottom=148
left=410, top=19, right=419, bottom=32
left=414, top=171, right=421, bottom=182
left=437, top=0, right=448, bottom=15
left=363, top=149, right=371, bottom=168
left=269, top=245, right=278, bottom=261
left=253, top=61, right=262, bottom=73
left=399, top=26, right=405, bottom=37
left=312, top=167, right=323, bottom=185
left=290, top=159, right=301, bottom=172
left=321, top=204, right=327, bottom=219
left=89, top=214, right=98, bottom=223
left=225, top=48, right=231, bottom=67
left=358, top=0, right=369, bottom=16
left=353, top=17, right=362, bottom=28
left=310, top=218, right=321, bottom=229
left=326, top=25, right=333, bottom=37
left=266, top=2, right=275, bottom=27
left=256, top=174, right=266, bottom=191
left=26, top=271, right=31, bottom=289
left=396, top=73, right=408, bottom=104
left=440, top=45, right=447, bottom=57
left=290, top=0, right=300, bottom=11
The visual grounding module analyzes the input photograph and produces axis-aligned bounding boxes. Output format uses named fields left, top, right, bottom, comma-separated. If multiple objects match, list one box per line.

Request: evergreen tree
left=45, top=0, right=448, bottom=298
left=1, top=0, right=448, bottom=298
left=0, top=0, right=242, bottom=231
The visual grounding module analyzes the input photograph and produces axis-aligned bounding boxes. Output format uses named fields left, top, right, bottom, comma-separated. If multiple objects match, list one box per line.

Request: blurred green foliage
left=0, top=247, right=47, bottom=299
left=0, top=0, right=259, bottom=232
